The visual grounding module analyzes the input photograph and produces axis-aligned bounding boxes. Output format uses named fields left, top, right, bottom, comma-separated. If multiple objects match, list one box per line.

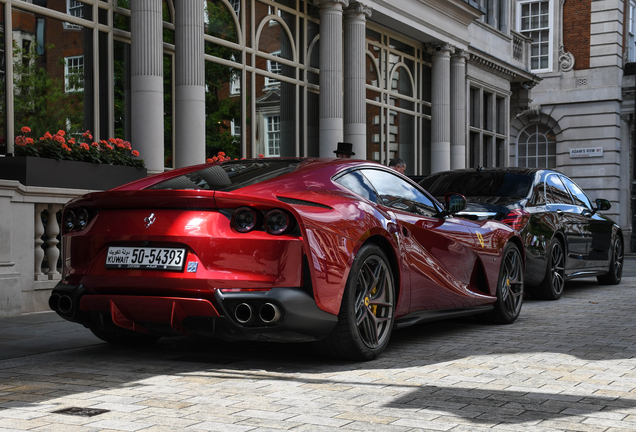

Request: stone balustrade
left=0, top=179, right=90, bottom=316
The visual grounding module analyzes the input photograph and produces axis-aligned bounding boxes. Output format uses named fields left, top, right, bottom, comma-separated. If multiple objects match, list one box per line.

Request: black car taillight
left=232, top=207, right=260, bottom=233
left=62, top=208, right=94, bottom=234
left=264, top=209, right=293, bottom=235
left=501, top=209, right=530, bottom=232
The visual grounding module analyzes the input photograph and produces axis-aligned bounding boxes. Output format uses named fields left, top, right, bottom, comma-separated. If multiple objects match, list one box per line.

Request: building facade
left=0, top=0, right=537, bottom=316
left=510, top=0, right=634, bottom=251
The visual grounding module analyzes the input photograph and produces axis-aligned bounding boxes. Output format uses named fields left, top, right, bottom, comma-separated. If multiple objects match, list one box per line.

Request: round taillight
left=63, top=210, right=76, bottom=232
left=264, top=209, right=291, bottom=235
left=76, top=208, right=89, bottom=230
left=232, top=207, right=259, bottom=233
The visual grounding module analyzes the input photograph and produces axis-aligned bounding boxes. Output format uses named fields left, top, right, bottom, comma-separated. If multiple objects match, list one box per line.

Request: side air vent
left=277, top=196, right=332, bottom=209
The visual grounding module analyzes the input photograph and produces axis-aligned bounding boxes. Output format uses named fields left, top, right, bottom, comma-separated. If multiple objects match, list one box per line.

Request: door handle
left=556, top=209, right=563, bottom=216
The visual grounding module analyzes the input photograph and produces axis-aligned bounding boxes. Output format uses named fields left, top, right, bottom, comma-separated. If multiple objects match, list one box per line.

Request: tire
left=535, top=238, right=565, bottom=300
left=315, top=244, right=395, bottom=361
left=482, top=243, right=524, bottom=324
left=597, top=236, right=623, bottom=285
left=90, top=327, right=161, bottom=345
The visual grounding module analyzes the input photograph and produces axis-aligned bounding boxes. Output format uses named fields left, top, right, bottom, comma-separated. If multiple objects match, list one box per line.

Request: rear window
left=421, top=171, right=533, bottom=200
left=148, top=160, right=303, bottom=191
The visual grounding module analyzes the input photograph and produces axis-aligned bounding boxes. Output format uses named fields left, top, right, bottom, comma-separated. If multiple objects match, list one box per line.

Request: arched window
left=517, top=123, right=556, bottom=168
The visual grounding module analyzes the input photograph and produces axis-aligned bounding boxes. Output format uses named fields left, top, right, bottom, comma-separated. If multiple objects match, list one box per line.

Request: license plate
left=105, top=247, right=187, bottom=271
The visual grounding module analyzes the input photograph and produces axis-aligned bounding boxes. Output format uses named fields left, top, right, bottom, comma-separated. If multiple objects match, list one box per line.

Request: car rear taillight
left=62, top=208, right=94, bottom=234
left=232, top=207, right=260, bottom=233
left=501, top=209, right=530, bottom=231
left=264, top=209, right=292, bottom=235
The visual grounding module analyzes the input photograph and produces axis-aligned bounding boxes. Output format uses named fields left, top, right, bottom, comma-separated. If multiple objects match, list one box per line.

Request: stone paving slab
left=0, top=277, right=635, bottom=431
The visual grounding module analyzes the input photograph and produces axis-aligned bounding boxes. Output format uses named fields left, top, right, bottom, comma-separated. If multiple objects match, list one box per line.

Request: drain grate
left=172, top=355, right=241, bottom=365
left=53, top=407, right=110, bottom=417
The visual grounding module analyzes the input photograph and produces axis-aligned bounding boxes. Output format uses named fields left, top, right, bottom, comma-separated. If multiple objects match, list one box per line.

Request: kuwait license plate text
left=106, top=247, right=186, bottom=270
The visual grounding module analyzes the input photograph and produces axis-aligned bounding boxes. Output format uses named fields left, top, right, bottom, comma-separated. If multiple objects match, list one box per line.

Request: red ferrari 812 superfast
left=50, top=158, right=525, bottom=360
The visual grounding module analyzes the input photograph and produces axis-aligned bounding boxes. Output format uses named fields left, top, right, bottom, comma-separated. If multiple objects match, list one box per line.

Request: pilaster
left=427, top=43, right=454, bottom=173
left=175, top=0, right=206, bottom=167
left=344, top=3, right=371, bottom=159
left=450, top=49, right=468, bottom=169
left=318, top=0, right=349, bottom=157
left=131, top=0, right=164, bottom=174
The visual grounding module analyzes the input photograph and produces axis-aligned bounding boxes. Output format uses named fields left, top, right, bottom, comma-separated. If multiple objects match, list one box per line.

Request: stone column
left=131, top=1, right=164, bottom=175
left=175, top=0, right=206, bottom=167
left=428, top=43, right=454, bottom=173
left=344, top=3, right=371, bottom=160
left=318, top=0, right=349, bottom=157
left=450, top=49, right=468, bottom=169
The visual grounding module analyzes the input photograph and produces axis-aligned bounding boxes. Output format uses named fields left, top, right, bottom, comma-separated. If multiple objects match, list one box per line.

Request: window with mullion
left=518, top=0, right=552, bottom=71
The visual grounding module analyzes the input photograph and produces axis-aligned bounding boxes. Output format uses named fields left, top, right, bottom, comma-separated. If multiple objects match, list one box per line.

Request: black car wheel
left=483, top=243, right=524, bottom=324
left=597, top=236, right=623, bottom=285
left=90, top=327, right=161, bottom=345
left=536, top=238, right=566, bottom=300
left=316, top=244, right=395, bottom=361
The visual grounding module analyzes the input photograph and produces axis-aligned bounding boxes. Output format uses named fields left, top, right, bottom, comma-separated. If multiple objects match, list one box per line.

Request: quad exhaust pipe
left=49, top=293, right=74, bottom=315
left=233, top=302, right=282, bottom=325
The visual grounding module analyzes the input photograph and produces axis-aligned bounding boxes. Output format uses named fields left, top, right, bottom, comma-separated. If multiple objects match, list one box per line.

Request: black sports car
left=420, top=168, right=623, bottom=300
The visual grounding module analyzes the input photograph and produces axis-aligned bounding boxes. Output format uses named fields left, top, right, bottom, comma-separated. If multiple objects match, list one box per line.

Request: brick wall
left=563, top=0, right=591, bottom=70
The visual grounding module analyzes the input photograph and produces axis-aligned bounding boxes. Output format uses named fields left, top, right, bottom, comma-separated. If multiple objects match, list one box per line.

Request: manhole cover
left=53, top=407, right=110, bottom=417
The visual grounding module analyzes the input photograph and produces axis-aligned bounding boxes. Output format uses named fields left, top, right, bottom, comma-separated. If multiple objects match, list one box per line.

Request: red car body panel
left=51, top=158, right=523, bottom=343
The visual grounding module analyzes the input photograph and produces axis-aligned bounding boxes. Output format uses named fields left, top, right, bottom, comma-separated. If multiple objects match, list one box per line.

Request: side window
left=334, top=170, right=379, bottom=203
left=361, top=169, right=439, bottom=216
left=530, top=180, right=546, bottom=206
left=546, top=174, right=573, bottom=204
left=560, top=176, right=592, bottom=209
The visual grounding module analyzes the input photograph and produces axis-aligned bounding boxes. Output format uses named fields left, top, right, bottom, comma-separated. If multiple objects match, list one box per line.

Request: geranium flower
left=80, top=143, right=90, bottom=150
left=82, top=131, right=93, bottom=140
left=132, top=150, right=140, bottom=157
left=91, top=142, right=100, bottom=148
left=21, top=126, right=31, bottom=134
left=68, top=138, right=76, bottom=145
left=206, top=158, right=213, bottom=163
left=61, top=144, right=71, bottom=151
left=43, top=132, right=52, bottom=140
left=26, top=138, right=34, bottom=145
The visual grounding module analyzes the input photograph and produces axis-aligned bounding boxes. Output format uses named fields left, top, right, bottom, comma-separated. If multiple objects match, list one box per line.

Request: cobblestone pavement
left=0, top=276, right=635, bottom=431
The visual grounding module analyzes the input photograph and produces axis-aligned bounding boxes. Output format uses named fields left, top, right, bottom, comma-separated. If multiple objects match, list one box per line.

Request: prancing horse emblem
left=144, top=213, right=156, bottom=228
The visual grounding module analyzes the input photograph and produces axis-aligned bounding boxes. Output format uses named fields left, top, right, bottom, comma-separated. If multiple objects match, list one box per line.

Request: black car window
left=530, top=181, right=546, bottom=206
left=546, top=174, right=573, bottom=204
left=420, top=171, right=532, bottom=200
left=560, top=176, right=593, bottom=209
left=361, top=169, right=439, bottom=216
left=334, top=170, right=379, bottom=203
left=148, top=160, right=302, bottom=191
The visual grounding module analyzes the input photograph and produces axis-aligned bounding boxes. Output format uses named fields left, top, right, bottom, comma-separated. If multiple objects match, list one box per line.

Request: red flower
left=91, top=142, right=100, bottom=148
left=21, top=126, right=31, bottom=134
left=14, top=136, right=25, bottom=146
left=218, top=151, right=226, bottom=157
left=206, top=158, right=213, bottom=163
left=79, top=143, right=90, bottom=150
left=26, top=138, right=34, bottom=145
left=132, top=150, right=140, bottom=157
left=100, top=140, right=108, bottom=146
left=105, top=144, right=114, bottom=150
left=124, top=141, right=132, bottom=150
left=258, top=154, right=264, bottom=158
left=82, top=130, right=93, bottom=140
left=61, top=144, right=71, bottom=151
left=57, top=130, right=65, bottom=137
left=43, top=132, right=52, bottom=140
left=68, top=138, right=76, bottom=144
left=117, top=143, right=125, bottom=149
left=108, top=137, right=116, bottom=144
left=54, top=135, right=65, bottom=144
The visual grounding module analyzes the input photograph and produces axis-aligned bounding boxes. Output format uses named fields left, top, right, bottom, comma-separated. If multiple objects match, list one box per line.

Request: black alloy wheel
left=597, top=236, right=623, bottom=285
left=315, top=244, right=395, bottom=361
left=536, top=238, right=566, bottom=300
left=483, top=242, right=524, bottom=324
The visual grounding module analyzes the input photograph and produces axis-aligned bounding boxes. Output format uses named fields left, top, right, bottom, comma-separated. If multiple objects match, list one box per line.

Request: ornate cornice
left=467, top=53, right=517, bottom=79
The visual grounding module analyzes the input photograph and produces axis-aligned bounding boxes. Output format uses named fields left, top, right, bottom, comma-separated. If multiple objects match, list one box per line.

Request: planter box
left=0, top=156, right=147, bottom=190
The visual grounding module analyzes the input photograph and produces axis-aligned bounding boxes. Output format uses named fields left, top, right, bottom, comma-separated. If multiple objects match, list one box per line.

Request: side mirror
left=444, top=193, right=467, bottom=214
left=595, top=198, right=611, bottom=211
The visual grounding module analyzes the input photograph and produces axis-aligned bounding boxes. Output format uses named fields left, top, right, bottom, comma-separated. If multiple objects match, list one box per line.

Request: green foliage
left=12, top=42, right=84, bottom=139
